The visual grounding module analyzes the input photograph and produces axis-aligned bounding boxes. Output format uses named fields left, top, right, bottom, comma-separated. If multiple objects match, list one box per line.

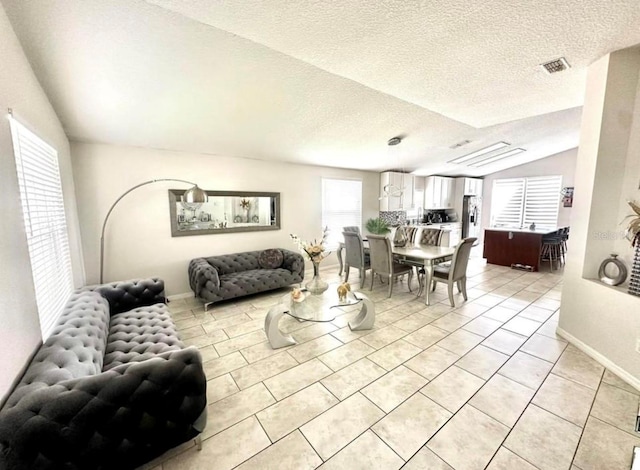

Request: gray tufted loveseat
left=0, top=278, right=207, bottom=470
left=188, top=248, right=304, bottom=308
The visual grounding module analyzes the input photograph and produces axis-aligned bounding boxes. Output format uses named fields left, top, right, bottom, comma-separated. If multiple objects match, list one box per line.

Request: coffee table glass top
left=281, top=289, right=363, bottom=322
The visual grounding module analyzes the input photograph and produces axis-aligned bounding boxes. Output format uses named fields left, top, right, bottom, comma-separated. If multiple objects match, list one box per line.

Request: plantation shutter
left=322, top=178, right=362, bottom=249
left=522, top=176, right=562, bottom=228
left=10, top=115, right=74, bottom=340
left=490, top=178, right=525, bottom=227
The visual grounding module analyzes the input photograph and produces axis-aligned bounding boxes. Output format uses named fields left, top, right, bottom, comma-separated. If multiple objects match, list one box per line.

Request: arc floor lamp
left=99, top=179, right=207, bottom=283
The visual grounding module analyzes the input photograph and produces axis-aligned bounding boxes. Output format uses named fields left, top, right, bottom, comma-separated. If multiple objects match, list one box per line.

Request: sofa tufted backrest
left=5, top=291, right=111, bottom=408
left=86, top=278, right=166, bottom=315
left=206, top=251, right=262, bottom=275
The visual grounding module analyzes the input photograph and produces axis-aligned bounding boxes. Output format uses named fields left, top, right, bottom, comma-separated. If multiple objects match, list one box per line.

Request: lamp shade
left=183, top=185, right=208, bottom=204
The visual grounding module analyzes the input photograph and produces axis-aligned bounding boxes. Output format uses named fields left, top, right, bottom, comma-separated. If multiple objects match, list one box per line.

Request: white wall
left=560, top=46, right=640, bottom=385
left=71, top=142, right=380, bottom=296
left=481, top=148, right=578, bottom=232
left=0, top=4, right=84, bottom=401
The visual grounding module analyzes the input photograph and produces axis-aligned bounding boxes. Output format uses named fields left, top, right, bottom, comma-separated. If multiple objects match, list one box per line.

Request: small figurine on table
left=291, top=287, right=305, bottom=303
left=337, top=282, right=351, bottom=303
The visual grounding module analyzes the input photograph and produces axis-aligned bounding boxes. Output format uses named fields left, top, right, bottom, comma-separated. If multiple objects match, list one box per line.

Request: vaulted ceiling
left=3, top=0, right=640, bottom=175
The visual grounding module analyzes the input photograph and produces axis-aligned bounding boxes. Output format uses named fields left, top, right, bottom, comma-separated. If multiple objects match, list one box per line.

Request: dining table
left=337, top=241, right=455, bottom=306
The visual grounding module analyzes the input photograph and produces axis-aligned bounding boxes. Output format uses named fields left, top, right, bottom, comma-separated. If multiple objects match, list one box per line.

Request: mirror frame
left=168, top=189, right=281, bottom=237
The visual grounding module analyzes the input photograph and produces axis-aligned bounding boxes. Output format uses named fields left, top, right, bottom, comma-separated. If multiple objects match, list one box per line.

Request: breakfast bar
left=483, top=227, right=559, bottom=271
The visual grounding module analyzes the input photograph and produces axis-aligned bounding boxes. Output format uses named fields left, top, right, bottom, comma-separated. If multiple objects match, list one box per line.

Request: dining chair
left=430, top=237, right=477, bottom=307
left=404, top=226, right=418, bottom=245
left=367, top=234, right=414, bottom=298
left=415, top=228, right=444, bottom=296
left=342, top=231, right=371, bottom=285
left=343, top=226, right=361, bottom=234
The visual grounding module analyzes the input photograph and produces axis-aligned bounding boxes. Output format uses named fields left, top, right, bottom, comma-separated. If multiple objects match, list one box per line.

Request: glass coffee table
left=265, top=288, right=375, bottom=349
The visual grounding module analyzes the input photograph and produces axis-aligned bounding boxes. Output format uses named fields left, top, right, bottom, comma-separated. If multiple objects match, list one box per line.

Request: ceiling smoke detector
left=541, top=57, right=571, bottom=74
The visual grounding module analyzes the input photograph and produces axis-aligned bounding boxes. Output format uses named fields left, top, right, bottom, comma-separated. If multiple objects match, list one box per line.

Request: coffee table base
left=265, top=292, right=376, bottom=349
left=265, top=304, right=296, bottom=349
left=348, top=293, right=375, bottom=330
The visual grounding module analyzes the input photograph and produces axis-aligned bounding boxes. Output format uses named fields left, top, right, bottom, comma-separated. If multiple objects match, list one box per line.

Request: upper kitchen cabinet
left=412, top=176, right=425, bottom=212
left=424, top=176, right=455, bottom=209
left=380, top=172, right=415, bottom=211
left=463, top=177, right=484, bottom=196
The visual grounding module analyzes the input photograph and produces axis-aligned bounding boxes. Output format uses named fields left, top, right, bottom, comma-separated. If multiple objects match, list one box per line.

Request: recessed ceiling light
left=470, top=148, right=526, bottom=167
left=448, top=141, right=510, bottom=164
left=540, top=57, right=570, bottom=74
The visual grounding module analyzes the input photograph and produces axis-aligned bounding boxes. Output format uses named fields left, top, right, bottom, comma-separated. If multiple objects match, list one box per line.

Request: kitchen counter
left=486, top=226, right=558, bottom=235
left=483, top=228, right=556, bottom=271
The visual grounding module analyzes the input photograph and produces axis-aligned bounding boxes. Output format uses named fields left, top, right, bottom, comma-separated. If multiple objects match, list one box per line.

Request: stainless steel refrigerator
left=462, top=196, right=481, bottom=245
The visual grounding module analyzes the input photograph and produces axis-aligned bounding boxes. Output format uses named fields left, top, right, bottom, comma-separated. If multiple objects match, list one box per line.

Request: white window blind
left=322, top=178, right=362, bottom=250
left=522, top=176, right=562, bottom=228
left=490, top=178, right=525, bottom=227
left=10, top=116, right=73, bottom=340
left=490, top=175, right=562, bottom=229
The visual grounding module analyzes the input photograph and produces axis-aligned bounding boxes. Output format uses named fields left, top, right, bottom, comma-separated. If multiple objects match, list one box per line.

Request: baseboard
left=167, top=292, right=195, bottom=301
left=556, top=327, right=640, bottom=392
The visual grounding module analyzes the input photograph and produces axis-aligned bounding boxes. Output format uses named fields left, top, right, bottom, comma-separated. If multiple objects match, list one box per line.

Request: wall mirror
left=168, top=190, right=280, bottom=236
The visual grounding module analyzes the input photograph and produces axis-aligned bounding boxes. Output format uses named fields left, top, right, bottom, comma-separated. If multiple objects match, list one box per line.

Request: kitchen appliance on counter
left=423, top=209, right=457, bottom=224
left=462, top=196, right=481, bottom=245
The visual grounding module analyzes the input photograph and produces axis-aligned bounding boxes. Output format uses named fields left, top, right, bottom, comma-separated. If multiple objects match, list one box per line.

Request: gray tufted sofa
left=0, top=278, right=207, bottom=470
left=189, top=249, right=304, bottom=308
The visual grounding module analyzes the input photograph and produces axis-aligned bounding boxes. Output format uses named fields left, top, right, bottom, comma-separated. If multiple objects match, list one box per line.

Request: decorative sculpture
left=337, top=282, right=351, bottom=302
left=291, top=287, right=306, bottom=303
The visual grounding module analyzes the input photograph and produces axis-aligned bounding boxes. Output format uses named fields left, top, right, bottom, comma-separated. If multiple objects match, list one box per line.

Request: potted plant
left=624, top=200, right=640, bottom=296
left=365, top=217, right=390, bottom=235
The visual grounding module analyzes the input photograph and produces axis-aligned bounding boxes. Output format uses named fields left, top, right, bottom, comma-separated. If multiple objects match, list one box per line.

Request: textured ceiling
left=2, top=0, right=640, bottom=175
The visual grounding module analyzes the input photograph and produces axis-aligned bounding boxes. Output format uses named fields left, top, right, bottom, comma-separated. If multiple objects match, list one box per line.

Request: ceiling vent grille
left=449, top=139, right=472, bottom=149
left=541, top=57, right=570, bottom=74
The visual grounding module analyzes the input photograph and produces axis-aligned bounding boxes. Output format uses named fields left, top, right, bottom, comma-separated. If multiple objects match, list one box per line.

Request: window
left=321, top=178, right=362, bottom=249
left=490, top=175, right=562, bottom=228
left=10, top=115, right=74, bottom=340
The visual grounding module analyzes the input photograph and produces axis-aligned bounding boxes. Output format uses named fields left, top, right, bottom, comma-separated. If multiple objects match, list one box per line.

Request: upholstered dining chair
left=430, top=237, right=477, bottom=307
left=367, top=234, right=414, bottom=298
left=418, top=228, right=443, bottom=247
left=404, top=226, right=418, bottom=245
left=415, top=228, right=444, bottom=295
left=342, top=231, right=371, bottom=286
left=343, top=226, right=361, bottom=234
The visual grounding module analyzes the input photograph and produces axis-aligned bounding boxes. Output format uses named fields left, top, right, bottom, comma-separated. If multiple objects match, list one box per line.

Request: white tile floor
left=141, top=259, right=640, bottom=470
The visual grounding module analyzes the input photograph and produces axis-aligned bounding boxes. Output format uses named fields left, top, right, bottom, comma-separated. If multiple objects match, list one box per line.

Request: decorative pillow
left=258, top=249, right=284, bottom=269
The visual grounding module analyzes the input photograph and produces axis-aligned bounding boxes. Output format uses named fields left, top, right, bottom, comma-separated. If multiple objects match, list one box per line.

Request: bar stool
left=560, top=227, right=570, bottom=262
left=541, top=230, right=563, bottom=270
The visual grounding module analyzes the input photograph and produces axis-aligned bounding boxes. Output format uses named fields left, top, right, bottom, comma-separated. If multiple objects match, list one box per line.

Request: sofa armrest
left=189, top=258, right=220, bottom=298
left=281, top=249, right=305, bottom=278
left=0, top=347, right=207, bottom=470
left=85, top=278, right=166, bottom=315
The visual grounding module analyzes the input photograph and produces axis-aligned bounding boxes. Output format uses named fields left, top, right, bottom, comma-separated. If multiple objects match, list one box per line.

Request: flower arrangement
left=290, top=226, right=331, bottom=263
left=240, top=198, right=251, bottom=210
left=623, top=200, right=640, bottom=247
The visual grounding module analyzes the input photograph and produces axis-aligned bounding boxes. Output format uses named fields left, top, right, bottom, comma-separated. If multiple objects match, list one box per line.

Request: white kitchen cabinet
left=380, top=172, right=414, bottom=211
left=411, top=176, right=425, bottom=214
left=463, top=177, right=483, bottom=196
left=424, top=176, right=455, bottom=209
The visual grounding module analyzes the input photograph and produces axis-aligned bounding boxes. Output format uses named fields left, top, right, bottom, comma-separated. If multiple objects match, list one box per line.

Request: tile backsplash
left=379, top=211, right=406, bottom=226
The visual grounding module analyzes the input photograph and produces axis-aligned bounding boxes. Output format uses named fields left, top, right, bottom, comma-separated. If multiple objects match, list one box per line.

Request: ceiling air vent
left=449, top=139, right=472, bottom=149
left=541, top=57, right=570, bottom=74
